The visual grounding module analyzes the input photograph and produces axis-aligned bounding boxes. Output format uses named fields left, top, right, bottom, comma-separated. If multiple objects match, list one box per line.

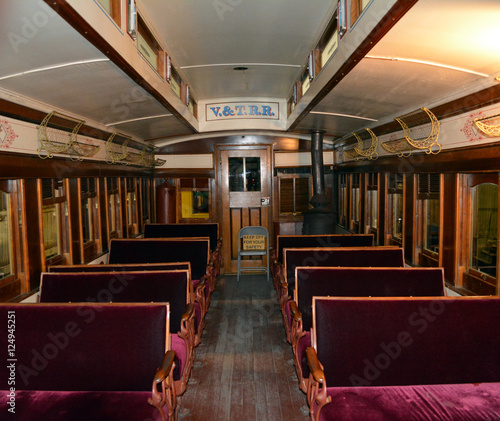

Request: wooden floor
left=178, top=274, right=309, bottom=421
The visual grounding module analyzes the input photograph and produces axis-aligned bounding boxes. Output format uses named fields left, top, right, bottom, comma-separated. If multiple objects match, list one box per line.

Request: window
left=350, top=173, right=360, bottom=230
left=0, top=190, right=13, bottom=281
left=279, top=176, right=311, bottom=216
left=107, top=177, right=121, bottom=239
left=141, top=178, right=151, bottom=225
left=229, top=157, right=261, bottom=192
left=96, top=0, right=121, bottom=26
left=366, top=173, right=378, bottom=233
left=417, top=174, right=440, bottom=267
left=137, top=14, right=164, bottom=74
left=40, top=179, right=69, bottom=267
left=80, top=177, right=101, bottom=261
left=179, top=178, right=210, bottom=220
left=351, top=0, right=370, bottom=25
left=0, top=180, right=25, bottom=301
left=338, top=173, right=348, bottom=227
left=388, top=173, right=403, bottom=243
left=470, top=182, right=498, bottom=279
left=126, top=178, right=139, bottom=236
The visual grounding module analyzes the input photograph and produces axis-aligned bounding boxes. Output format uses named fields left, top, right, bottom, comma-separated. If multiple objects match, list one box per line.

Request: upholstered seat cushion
left=318, top=383, right=500, bottom=421
left=0, top=390, right=169, bottom=421
left=171, top=333, right=187, bottom=381
left=297, top=331, right=311, bottom=379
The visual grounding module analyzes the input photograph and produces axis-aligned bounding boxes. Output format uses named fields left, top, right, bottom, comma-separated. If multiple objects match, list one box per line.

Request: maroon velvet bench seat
left=108, top=238, right=213, bottom=316
left=39, top=270, right=195, bottom=396
left=47, top=262, right=208, bottom=338
left=307, top=296, right=500, bottom=421
left=0, top=303, right=176, bottom=421
left=291, top=266, right=445, bottom=392
left=144, top=223, right=222, bottom=291
left=280, top=246, right=404, bottom=329
left=272, top=234, right=374, bottom=293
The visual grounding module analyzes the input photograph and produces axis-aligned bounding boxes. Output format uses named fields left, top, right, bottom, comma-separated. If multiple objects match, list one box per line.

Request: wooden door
left=218, top=146, right=272, bottom=274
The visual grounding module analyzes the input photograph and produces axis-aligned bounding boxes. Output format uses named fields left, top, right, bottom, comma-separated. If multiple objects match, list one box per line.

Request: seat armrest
left=149, top=350, right=177, bottom=421
left=290, top=300, right=302, bottom=323
left=306, top=347, right=331, bottom=421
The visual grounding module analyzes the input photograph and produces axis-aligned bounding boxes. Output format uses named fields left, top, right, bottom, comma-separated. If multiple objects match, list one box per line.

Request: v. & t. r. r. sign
left=205, top=102, right=279, bottom=121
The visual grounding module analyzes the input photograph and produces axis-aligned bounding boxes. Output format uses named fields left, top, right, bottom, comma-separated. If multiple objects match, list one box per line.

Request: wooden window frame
left=387, top=173, right=403, bottom=245
left=38, top=179, right=69, bottom=269
left=106, top=177, right=122, bottom=240
left=461, top=173, right=499, bottom=295
left=278, top=174, right=312, bottom=217
left=97, top=0, right=121, bottom=27
left=365, top=173, right=378, bottom=236
left=79, top=177, right=101, bottom=263
left=137, top=14, right=164, bottom=75
left=126, top=177, right=139, bottom=237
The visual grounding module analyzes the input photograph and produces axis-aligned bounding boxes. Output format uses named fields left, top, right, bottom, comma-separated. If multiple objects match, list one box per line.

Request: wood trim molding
left=43, top=0, right=196, bottom=135
left=289, top=0, right=419, bottom=130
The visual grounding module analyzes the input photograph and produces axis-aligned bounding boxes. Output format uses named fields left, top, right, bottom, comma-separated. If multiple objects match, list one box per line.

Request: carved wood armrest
left=180, top=303, right=196, bottom=351
left=149, top=350, right=177, bottom=421
left=279, top=279, right=289, bottom=307
left=289, top=300, right=305, bottom=345
left=195, top=277, right=208, bottom=314
left=306, top=347, right=331, bottom=421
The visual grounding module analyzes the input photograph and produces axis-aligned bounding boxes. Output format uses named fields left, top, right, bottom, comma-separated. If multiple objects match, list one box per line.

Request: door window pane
left=245, top=157, right=261, bottom=191
left=470, top=183, right=498, bottom=278
left=0, top=192, right=12, bottom=279
left=229, top=158, right=244, bottom=192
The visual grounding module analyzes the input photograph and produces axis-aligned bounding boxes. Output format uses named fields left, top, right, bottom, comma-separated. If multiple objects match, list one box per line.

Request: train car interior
left=1, top=0, right=500, bottom=420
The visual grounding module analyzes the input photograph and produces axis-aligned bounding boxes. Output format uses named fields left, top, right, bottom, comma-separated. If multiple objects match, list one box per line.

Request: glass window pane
left=423, top=199, right=440, bottom=253
left=43, top=204, right=60, bottom=259
left=0, top=192, right=12, bottom=279
left=470, top=183, right=498, bottom=278
left=229, top=158, right=244, bottom=192
left=181, top=191, right=209, bottom=219
left=367, top=190, right=378, bottom=229
left=245, top=157, right=261, bottom=191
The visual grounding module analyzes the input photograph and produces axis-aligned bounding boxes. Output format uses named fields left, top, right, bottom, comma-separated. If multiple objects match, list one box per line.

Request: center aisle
left=179, top=274, right=309, bottom=421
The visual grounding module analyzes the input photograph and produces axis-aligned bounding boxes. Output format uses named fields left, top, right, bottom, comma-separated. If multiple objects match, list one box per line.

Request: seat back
left=0, top=303, right=169, bottom=392
left=284, top=246, right=404, bottom=291
left=48, top=262, right=191, bottom=273
left=313, top=296, right=500, bottom=387
left=40, top=270, right=189, bottom=333
left=276, top=234, right=374, bottom=263
left=297, top=266, right=444, bottom=331
left=108, top=238, right=209, bottom=280
left=145, top=223, right=219, bottom=251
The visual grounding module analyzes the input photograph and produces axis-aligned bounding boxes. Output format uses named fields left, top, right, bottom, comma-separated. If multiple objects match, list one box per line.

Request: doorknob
left=261, top=197, right=270, bottom=206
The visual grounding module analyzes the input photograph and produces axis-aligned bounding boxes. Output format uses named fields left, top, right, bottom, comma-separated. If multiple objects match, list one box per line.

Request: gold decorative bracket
left=395, top=107, right=441, bottom=154
left=106, top=132, right=131, bottom=164
left=353, top=128, right=378, bottom=160
left=474, top=113, right=500, bottom=137
left=381, top=137, right=413, bottom=158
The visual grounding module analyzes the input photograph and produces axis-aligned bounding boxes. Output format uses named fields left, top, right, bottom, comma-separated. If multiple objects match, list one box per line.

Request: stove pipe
left=302, top=130, right=334, bottom=235
left=310, top=130, right=329, bottom=208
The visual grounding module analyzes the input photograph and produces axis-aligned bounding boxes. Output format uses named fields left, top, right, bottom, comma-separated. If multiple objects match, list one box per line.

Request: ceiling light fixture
left=0, top=59, right=111, bottom=81
left=310, top=111, right=378, bottom=122
left=233, top=66, right=249, bottom=71
left=365, top=55, right=489, bottom=77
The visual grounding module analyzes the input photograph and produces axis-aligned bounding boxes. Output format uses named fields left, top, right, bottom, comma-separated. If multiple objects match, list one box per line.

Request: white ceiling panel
left=182, top=65, right=301, bottom=100
left=0, top=0, right=106, bottom=77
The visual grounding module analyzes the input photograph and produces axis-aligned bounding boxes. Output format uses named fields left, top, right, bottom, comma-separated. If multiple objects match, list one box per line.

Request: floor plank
left=178, top=274, right=309, bottom=421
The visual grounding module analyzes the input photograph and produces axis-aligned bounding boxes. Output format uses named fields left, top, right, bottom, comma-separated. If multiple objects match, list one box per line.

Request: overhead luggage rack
left=474, top=112, right=500, bottom=137
left=353, top=128, right=378, bottom=160
left=381, top=136, right=414, bottom=157
left=105, top=132, right=130, bottom=164
left=394, top=107, right=441, bottom=154
left=37, top=111, right=99, bottom=160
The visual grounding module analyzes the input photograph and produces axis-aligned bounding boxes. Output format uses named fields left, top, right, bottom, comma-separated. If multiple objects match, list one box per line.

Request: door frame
left=216, top=144, right=273, bottom=274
